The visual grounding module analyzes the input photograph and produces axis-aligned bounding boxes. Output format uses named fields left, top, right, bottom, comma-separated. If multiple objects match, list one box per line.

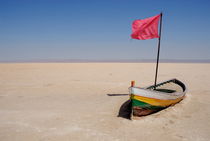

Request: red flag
left=131, top=14, right=160, bottom=40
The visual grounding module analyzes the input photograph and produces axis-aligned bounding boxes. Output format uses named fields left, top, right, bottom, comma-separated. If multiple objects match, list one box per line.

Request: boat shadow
left=118, top=100, right=132, bottom=120
left=107, top=94, right=131, bottom=119
left=117, top=99, right=166, bottom=119
left=107, top=94, right=166, bottom=120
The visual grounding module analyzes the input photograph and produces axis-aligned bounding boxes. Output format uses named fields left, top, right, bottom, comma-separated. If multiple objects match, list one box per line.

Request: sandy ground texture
left=0, top=63, right=210, bottom=141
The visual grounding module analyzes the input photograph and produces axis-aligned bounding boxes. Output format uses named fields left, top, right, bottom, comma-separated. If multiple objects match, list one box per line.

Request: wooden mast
left=154, top=12, right=163, bottom=89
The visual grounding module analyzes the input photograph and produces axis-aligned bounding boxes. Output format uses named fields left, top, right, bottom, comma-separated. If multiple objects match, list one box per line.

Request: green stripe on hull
left=132, top=99, right=164, bottom=110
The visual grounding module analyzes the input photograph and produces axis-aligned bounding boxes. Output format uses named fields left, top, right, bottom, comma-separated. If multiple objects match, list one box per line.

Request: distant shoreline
left=0, top=59, right=210, bottom=63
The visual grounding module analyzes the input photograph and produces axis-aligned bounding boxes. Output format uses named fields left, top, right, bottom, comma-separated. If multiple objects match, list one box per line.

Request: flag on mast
left=131, top=14, right=161, bottom=40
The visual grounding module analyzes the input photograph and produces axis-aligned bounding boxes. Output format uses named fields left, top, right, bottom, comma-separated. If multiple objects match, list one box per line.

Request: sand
left=0, top=63, right=210, bottom=141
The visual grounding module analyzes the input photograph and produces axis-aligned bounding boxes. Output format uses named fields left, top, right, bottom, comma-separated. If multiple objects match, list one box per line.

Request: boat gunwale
left=129, top=78, right=187, bottom=100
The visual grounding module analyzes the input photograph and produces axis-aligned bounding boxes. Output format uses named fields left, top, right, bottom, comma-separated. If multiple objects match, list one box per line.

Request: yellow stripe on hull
left=131, top=94, right=184, bottom=107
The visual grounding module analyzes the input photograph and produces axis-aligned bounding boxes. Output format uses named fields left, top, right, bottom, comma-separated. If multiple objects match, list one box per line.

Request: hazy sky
left=0, top=0, right=210, bottom=62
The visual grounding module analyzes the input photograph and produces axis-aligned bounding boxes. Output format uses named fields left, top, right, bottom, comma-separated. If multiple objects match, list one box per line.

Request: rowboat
left=129, top=79, right=187, bottom=118
left=126, top=14, right=187, bottom=119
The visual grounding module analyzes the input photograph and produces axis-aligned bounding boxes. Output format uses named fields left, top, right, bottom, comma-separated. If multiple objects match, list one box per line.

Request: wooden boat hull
left=129, top=79, right=187, bottom=117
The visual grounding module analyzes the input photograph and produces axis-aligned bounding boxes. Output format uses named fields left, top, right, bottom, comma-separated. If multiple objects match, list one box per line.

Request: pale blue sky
left=0, top=0, right=210, bottom=62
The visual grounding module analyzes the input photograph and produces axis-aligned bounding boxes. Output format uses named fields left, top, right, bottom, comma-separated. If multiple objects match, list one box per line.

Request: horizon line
left=0, top=59, right=210, bottom=63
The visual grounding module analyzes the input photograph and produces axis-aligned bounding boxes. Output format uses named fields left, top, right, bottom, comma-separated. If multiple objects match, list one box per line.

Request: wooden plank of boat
left=129, top=79, right=187, bottom=119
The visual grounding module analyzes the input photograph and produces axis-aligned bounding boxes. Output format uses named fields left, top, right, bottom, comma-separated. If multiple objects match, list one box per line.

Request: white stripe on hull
left=129, top=79, right=187, bottom=100
left=130, top=87, right=186, bottom=100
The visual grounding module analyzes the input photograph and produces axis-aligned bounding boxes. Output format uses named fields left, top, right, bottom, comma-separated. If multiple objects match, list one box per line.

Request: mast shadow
left=107, top=93, right=131, bottom=119
left=107, top=94, right=129, bottom=96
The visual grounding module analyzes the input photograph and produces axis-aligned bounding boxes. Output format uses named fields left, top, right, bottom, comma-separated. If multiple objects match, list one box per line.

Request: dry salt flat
left=0, top=63, right=210, bottom=141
